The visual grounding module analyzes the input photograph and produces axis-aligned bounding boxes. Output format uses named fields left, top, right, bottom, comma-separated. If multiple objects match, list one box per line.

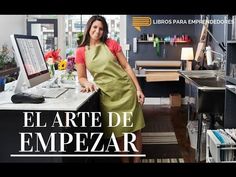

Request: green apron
left=85, top=43, right=145, bottom=138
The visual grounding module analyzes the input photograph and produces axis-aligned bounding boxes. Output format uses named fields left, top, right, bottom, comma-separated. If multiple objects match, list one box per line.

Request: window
left=65, top=15, right=120, bottom=50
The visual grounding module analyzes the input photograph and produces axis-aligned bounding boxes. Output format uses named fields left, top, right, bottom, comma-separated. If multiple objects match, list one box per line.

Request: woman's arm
left=116, top=51, right=145, bottom=105
left=76, top=63, right=97, bottom=92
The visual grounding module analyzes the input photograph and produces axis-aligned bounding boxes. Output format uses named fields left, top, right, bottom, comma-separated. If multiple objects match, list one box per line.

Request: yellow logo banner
left=132, top=17, right=152, bottom=31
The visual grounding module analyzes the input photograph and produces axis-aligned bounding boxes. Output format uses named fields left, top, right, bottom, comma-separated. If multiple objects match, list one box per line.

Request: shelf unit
left=224, top=15, right=236, bottom=128
left=138, top=39, right=190, bottom=44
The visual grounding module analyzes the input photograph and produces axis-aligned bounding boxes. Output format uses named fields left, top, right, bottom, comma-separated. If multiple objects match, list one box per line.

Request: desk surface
left=135, top=69, right=180, bottom=77
left=179, top=70, right=225, bottom=90
left=135, top=60, right=181, bottom=67
left=0, top=88, right=96, bottom=111
left=0, top=71, right=96, bottom=111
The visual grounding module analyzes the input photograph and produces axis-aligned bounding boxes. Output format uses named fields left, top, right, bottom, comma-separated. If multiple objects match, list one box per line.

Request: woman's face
left=89, top=20, right=104, bottom=42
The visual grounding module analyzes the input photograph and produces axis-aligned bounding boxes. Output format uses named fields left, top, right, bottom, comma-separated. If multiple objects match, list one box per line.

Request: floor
left=142, top=104, right=196, bottom=163
left=74, top=104, right=196, bottom=163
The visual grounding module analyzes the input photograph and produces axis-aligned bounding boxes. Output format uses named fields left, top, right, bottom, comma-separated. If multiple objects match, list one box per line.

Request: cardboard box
left=169, top=93, right=181, bottom=107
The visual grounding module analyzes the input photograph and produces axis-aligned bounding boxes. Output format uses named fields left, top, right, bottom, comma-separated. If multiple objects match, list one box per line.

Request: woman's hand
left=80, top=81, right=97, bottom=93
left=137, top=90, right=145, bottom=105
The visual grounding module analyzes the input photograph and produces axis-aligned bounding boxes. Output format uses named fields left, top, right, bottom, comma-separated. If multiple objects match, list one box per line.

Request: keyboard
left=42, top=88, right=68, bottom=98
left=23, top=87, right=68, bottom=98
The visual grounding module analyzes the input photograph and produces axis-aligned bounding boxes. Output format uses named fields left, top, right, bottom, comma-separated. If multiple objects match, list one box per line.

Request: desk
left=0, top=88, right=95, bottom=111
left=133, top=60, right=185, bottom=97
left=135, top=60, right=181, bottom=82
left=0, top=81, right=100, bottom=163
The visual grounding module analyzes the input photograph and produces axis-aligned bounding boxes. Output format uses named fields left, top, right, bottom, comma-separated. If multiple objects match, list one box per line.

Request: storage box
left=169, top=93, right=181, bottom=107
left=187, top=120, right=208, bottom=161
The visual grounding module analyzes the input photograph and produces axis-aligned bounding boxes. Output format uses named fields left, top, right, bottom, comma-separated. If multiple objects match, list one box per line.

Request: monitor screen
left=11, top=34, right=50, bottom=93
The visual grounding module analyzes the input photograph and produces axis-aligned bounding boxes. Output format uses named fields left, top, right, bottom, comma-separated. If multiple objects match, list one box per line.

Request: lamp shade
left=181, top=47, right=194, bottom=60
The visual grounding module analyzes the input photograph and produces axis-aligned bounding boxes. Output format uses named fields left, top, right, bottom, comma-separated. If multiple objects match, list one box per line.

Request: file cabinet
left=206, top=130, right=236, bottom=162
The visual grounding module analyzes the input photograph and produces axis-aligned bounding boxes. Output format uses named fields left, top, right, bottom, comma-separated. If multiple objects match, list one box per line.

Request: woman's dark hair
left=80, top=15, right=108, bottom=47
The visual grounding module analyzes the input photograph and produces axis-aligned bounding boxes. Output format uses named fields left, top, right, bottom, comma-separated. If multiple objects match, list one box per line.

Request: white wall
left=58, top=15, right=66, bottom=58
left=119, top=15, right=127, bottom=52
left=0, top=15, right=26, bottom=50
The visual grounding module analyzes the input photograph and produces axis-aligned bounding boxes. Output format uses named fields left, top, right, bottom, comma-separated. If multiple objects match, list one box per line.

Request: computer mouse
left=11, top=92, right=45, bottom=104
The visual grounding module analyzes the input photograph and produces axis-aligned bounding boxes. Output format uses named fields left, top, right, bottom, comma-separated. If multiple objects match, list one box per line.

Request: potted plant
left=0, top=44, right=18, bottom=82
left=0, top=44, right=9, bottom=70
left=0, top=44, right=16, bottom=70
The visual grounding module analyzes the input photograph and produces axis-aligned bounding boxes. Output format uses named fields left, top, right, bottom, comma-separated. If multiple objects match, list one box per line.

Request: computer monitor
left=10, top=34, right=50, bottom=93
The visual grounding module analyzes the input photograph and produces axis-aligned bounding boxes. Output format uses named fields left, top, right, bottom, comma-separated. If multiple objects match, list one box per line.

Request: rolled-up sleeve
left=75, top=47, right=85, bottom=64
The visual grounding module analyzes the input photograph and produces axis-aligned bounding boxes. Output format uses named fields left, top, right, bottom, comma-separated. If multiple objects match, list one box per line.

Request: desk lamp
left=181, top=47, right=194, bottom=71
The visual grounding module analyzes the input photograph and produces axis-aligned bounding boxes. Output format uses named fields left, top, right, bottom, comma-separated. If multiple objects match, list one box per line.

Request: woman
left=75, top=15, right=145, bottom=163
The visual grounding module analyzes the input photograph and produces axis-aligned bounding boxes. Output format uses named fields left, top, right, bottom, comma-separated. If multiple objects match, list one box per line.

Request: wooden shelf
left=135, top=60, right=181, bottom=68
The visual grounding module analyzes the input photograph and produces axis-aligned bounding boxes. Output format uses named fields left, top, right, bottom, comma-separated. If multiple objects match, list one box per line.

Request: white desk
left=0, top=89, right=96, bottom=111
left=0, top=70, right=96, bottom=111
left=0, top=78, right=100, bottom=163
